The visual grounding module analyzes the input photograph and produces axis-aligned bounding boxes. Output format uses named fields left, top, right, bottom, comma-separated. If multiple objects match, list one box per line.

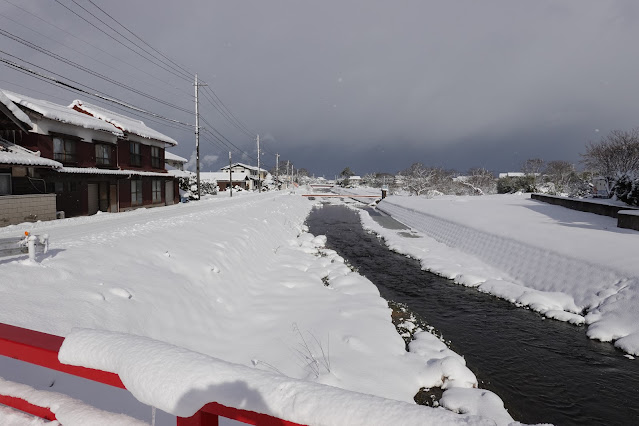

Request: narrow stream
left=307, top=204, right=639, bottom=426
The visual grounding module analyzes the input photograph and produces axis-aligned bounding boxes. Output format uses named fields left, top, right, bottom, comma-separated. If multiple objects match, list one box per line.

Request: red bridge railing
left=0, top=322, right=303, bottom=426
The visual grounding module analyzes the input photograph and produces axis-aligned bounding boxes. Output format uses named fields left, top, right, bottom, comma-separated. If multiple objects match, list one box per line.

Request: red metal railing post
left=176, top=409, right=219, bottom=426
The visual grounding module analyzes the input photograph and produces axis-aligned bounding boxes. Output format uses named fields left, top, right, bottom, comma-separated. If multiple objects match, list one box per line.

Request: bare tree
left=401, top=163, right=438, bottom=196
left=521, top=158, right=545, bottom=189
left=582, top=128, right=639, bottom=180
left=461, top=168, right=496, bottom=195
left=544, top=161, right=576, bottom=193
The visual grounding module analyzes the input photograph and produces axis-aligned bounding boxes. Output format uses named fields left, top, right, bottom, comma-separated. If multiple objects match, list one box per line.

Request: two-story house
left=2, top=89, right=180, bottom=219
left=219, top=162, right=269, bottom=190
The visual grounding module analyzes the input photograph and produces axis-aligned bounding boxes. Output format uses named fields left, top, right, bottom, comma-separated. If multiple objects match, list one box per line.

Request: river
left=306, top=204, right=639, bottom=425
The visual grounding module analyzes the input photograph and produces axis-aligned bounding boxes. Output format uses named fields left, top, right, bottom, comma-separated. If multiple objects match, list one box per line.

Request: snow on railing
left=0, top=322, right=302, bottom=425
left=0, top=324, right=486, bottom=426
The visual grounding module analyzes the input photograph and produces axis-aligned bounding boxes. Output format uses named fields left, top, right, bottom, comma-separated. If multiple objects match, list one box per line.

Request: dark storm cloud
left=2, top=1, right=639, bottom=175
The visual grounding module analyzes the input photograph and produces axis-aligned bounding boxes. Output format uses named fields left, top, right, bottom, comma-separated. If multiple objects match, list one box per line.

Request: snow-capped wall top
left=4, top=91, right=123, bottom=136
left=0, top=89, right=33, bottom=131
left=0, top=137, right=62, bottom=168
left=200, top=171, right=248, bottom=182
left=164, top=151, right=187, bottom=163
left=70, top=100, right=178, bottom=146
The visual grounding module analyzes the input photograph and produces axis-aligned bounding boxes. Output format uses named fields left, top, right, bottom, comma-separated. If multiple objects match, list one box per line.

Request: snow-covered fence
left=0, top=324, right=478, bottom=426
left=0, top=322, right=303, bottom=425
left=0, top=232, right=48, bottom=261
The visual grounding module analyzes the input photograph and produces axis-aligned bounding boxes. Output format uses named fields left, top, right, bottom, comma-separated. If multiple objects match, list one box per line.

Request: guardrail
left=0, top=322, right=303, bottom=425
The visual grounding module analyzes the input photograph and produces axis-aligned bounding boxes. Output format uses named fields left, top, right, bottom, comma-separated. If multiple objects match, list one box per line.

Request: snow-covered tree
left=401, top=163, right=438, bottom=196
left=582, top=128, right=639, bottom=180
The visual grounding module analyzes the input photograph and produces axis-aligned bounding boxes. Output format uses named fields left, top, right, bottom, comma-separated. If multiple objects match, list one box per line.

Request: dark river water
left=306, top=204, right=639, bottom=426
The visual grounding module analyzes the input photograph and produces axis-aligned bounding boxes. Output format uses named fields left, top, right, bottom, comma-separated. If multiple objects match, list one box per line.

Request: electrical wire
left=85, top=0, right=194, bottom=78
left=53, top=0, right=192, bottom=83
left=0, top=54, right=194, bottom=128
left=0, top=9, right=192, bottom=102
left=0, top=28, right=193, bottom=114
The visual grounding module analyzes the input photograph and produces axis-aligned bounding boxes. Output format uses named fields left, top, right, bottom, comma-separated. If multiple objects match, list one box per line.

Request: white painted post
left=27, top=235, right=36, bottom=261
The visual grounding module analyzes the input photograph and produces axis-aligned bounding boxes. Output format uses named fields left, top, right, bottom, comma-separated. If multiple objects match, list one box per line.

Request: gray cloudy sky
left=2, top=1, right=639, bottom=176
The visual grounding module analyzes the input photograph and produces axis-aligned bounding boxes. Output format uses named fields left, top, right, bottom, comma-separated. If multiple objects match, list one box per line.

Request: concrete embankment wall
left=377, top=199, right=620, bottom=307
left=530, top=194, right=638, bottom=218
left=531, top=194, right=639, bottom=231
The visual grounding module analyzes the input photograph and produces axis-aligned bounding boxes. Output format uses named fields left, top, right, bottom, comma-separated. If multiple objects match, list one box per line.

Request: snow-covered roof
left=220, top=162, right=267, bottom=173
left=0, top=137, right=62, bottom=168
left=167, top=169, right=193, bottom=178
left=4, top=91, right=123, bottom=136
left=350, top=175, right=362, bottom=180
left=498, top=172, right=525, bottom=178
left=70, top=100, right=177, bottom=146
left=200, top=172, right=248, bottom=182
left=0, top=89, right=33, bottom=131
left=164, top=151, right=187, bottom=163
left=57, top=167, right=172, bottom=178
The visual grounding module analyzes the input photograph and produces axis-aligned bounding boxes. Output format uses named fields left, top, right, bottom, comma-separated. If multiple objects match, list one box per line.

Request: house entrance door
left=87, top=183, right=99, bottom=215
left=165, top=180, right=174, bottom=205
left=109, top=184, right=118, bottom=212
left=98, top=182, right=109, bottom=212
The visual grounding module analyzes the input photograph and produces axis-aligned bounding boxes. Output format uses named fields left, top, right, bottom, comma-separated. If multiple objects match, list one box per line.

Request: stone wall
left=0, top=194, right=57, bottom=227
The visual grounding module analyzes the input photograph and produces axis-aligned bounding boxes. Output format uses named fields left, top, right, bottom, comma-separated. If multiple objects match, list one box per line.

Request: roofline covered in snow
left=0, top=89, right=33, bottom=132
left=70, top=100, right=178, bottom=147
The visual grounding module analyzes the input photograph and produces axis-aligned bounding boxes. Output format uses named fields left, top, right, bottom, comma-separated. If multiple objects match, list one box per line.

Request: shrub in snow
left=612, top=173, right=639, bottom=206
left=496, top=175, right=536, bottom=193
left=179, top=175, right=217, bottom=200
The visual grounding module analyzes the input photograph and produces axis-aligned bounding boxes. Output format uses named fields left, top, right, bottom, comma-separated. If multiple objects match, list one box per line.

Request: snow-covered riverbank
left=360, top=193, right=639, bottom=356
left=0, top=192, right=515, bottom=425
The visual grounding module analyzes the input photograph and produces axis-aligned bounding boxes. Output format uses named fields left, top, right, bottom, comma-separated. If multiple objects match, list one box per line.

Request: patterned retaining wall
left=0, top=194, right=57, bottom=227
left=377, top=199, right=621, bottom=307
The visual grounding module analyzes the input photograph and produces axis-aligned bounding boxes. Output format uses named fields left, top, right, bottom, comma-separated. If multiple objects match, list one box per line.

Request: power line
left=0, top=53, right=194, bottom=128
left=0, top=9, right=192, bottom=102
left=53, top=0, right=192, bottom=83
left=0, top=28, right=193, bottom=115
left=85, top=0, right=194, bottom=78
left=200, top=85, right=256, bottom=137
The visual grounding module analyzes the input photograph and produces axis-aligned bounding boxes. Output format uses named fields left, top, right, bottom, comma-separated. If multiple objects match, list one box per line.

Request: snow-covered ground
left=360, top=193, right=639, bottom=355
left=0, top=191, right=517, bottom=425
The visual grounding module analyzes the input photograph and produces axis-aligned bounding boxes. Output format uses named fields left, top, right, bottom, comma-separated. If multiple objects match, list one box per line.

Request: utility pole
left=286, top=161, right=290, bottom=189
left=256, top=134, right=261, bottom=192
left=275, top=153, right=280, bottom=190
left=229, top=151, right=232, bottom=198
left=193, top=74, right=207, bottom=200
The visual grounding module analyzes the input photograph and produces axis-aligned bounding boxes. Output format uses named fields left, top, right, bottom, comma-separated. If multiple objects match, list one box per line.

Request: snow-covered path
left=0, top=192, right=515, bottom=425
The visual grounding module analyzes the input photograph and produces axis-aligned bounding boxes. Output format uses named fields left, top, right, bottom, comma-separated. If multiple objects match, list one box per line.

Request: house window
left=0, top=173, right=11, bottom=195
left=152, top=180, right=162, bottom=203
left=95, top=144, right=112, bottom=166
left=151, top=146, right=161, bottom=169
left=53, top=137, right=77, bottom=163
left=130, top=142, right=141, bottom=167
left=131, top=180, right=142, bottom=205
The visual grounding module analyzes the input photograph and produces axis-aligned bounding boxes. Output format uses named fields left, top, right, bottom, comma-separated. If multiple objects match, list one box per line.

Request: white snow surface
left=3, top=91, right=122, bottom=136
left=57, top=167, right=172, bottom=177
left=70, top=100, right=177, bottom=146
left=363, top=194, right=639, bottom=354
left=58, top=328, right=491, bottom=426
left=0, top=89, right=33, bottom=129
left=200, top=171, right=248, bottom=182
left=0, top=192, right=515, bottom=425
left=164, top=151, right=187, bottom=163
left=0, top=377, right=147, bottom=425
